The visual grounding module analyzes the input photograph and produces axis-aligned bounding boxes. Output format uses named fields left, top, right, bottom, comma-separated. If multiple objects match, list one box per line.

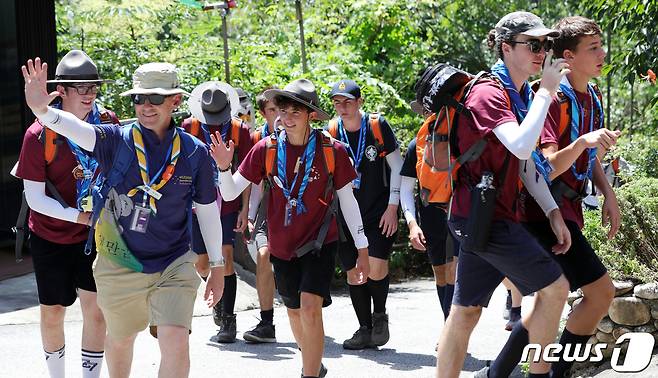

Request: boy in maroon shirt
left=211, top=79, right=369, bottom=378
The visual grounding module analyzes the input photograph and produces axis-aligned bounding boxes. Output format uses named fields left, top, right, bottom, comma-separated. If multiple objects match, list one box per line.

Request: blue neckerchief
left=198, top=122, right=219, bottom=185
left=337, top=113, right=367, bottom=169
left=261, top=122, right=270, bottom=139
left=53, top=102, right=101, bottom=210
left=559, top=77, right=603, bottom=181
left=277, top=129, right=317, bottom=221
left=491, top=60, right=554, bottom=183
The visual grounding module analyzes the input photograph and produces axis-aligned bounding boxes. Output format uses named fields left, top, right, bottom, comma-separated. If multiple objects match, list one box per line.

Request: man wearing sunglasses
left=21, top=59, right=225, bottom=378
left=14, top=50, right=118, bottom=378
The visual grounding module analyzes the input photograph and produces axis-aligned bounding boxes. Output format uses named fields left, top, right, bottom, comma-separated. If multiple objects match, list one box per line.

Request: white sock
left=81, top=349, right=104, bottom=378
left=44, top=345, right=65, bottom=378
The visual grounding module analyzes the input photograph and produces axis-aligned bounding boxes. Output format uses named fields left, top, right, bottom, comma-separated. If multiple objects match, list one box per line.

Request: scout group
left=16, top=11, right=623, bottom=378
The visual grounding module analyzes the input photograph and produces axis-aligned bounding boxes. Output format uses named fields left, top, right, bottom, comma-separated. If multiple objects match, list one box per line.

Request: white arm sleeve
left=218, top=170, right=251, bottom=201
left=248, top=182, right=263, bottom=220
left=519, top=160, right=558, bottom=216
left=492, top=88, right=552, bottom=160
left=23, top=180, right=80, bottom=223
left=336, top=184, right=369, bottom=249
left=385, top=148, right=403, bottom=205
left=400, top=176, right=417, bottom=224
left=37, top=107, right=97, bottom=151
left=194, top=200, right=223, bottom=262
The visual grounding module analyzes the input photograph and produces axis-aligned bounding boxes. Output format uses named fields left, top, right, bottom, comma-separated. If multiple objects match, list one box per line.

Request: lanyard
left=277, top=129, right=317, bottom=225
left=127, top=124, right=181, bottom=214
left=559, top=77, right=603, bottom=181
left=337, top=114, right=367, bottom=168
left=491, top=60, right=554, bottom=183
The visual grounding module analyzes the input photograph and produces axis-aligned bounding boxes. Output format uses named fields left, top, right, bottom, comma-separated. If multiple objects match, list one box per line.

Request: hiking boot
left=243, top=320, right=276, bottom=343
left=503, top=291, right=512, bottom=320
left=213, top=313, right=237, bottom=343
left=342, top=326, right=372, bottom=350
left=371, top=312, right=390, bottom=347
left=473, top=366, right=489, bottom=378
left=504, top=311, right=521, bottom=331
left=299, top=362, right=327, bottom=378
left=212, top=299, right=224, bottom=326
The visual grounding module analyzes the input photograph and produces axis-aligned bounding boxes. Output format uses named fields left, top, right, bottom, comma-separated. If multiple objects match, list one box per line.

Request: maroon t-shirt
left=15, top=121, right=89, bottom=244
left=451, top=80, right=521, bottom=222
left=238, top=129, right=356, bottom=260
left=182, top=118, right=253, bottom=216
left=523, top=90, right=601, bottom=228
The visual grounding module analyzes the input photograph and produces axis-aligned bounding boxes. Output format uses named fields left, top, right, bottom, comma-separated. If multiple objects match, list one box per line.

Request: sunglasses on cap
left=131, top=94, right=169, bottom=105
left=509, top=38, right=553, bottom=54
left=65, top=84, right=99, bottom=95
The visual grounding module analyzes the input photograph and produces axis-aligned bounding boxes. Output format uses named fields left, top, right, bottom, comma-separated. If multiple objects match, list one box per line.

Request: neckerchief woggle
left=491, top=60, right=554, bottom=183
left=52, top=102, right=100, bottom=211
left=276, top=129, right=317, bottom=226
left=559, top=76, right=602, bottom=181
left=127, top=124, right=181, bottom=214
left=336, top=113, right=367, bottom=189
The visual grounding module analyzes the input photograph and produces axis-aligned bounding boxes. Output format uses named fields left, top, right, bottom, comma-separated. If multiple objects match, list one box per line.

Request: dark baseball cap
left=329, top=80, right=361, bottom=99
left=495, top=11, right=559, bottom=40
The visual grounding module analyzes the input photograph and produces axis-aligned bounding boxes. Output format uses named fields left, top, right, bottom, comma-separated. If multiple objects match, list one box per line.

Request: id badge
left=80, top=195, right=93, bottom=212
left=353, top=172, right=362, bottom=189
left=130, top=205, right=151, bottom=233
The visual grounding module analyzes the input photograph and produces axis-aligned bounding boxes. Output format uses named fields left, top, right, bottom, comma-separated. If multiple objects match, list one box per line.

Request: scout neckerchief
left=336, top=113, right=367, bottom=189
left=276, top=129, right=317, bottom=226
left=127, top=123, right=181, bottom=215
left=559, top=76, right=602, bottom=181
left=491, top=59, right=553, bottom=183
left=261, top=122, right=271, bottom=140
left=52, top=102, right=100, bottom=211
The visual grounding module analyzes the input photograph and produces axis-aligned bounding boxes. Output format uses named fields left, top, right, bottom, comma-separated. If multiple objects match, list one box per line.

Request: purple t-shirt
left=93, top=123, right=217, bottom=273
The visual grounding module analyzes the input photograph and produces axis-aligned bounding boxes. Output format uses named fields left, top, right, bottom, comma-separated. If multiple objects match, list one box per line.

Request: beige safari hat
left=120, top=63, right=189, bottom=96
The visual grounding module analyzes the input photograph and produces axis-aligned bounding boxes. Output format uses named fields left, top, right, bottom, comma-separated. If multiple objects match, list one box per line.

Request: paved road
left=0, top=268, right=653, bottom=377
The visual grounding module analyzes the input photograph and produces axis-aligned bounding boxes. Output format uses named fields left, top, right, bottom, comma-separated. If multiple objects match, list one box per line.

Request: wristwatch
left=218, top=163, right=232, bottom=173
left=209, top=257, right=225, bottom=268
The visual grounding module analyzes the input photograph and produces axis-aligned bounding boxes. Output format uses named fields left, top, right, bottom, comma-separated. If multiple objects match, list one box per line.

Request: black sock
left=550, top=328, right=592, bottom=378
left=528, top=374, right=549, bottom=378
left=222, top=273, right=237, bottom=315
left=368, top=275, right=389, bottom=314
left=436, top=285, right=446, bottom=319
left=506, top=290, right=512, bottom=308
left=261, top=309, right=274, bottom=324
left=489, top=321, right=529, bottom=378
left=443, top=284, right=454, bottom=318
left=348, top=283, right=372, bottom=328
left=511, top=306, right=521, bottom=317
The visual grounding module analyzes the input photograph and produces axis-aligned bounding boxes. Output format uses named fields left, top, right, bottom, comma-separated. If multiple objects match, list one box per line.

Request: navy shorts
left=191, top=211, right=239, bottom=254
left=30, top=233, right=97, bottom=306
left=524, top=220, right=607, bottom=292
left=419, top=204, right=455, bottom=266
left=449, top=217, right=563, bottom=307
left=270, top=242, right=337, bottom=309
left=337, top=222, right=396, bottom=271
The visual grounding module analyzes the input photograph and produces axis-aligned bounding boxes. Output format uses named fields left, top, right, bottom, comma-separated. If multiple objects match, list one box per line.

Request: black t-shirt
left=400, top=137, right=417, bottom=178
left=329, top=113, right=399, bottom=227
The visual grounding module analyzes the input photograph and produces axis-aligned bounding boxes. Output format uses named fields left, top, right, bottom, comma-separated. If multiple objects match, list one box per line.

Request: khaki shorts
left=93, top=251, right=201, bottom=339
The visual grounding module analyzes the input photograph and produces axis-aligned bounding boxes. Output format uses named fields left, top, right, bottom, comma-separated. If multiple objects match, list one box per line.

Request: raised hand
left=539, top=50, right=571, bottom=95
left=208, top=131, right=235, bottom=171
left=21, top=58, right=61, bottom=116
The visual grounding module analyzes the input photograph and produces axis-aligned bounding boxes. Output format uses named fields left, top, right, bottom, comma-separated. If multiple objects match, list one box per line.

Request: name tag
left=142, top=185, right=162, bottom=200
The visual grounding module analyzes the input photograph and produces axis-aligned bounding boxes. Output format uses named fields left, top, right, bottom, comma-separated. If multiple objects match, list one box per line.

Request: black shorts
left=337, top=222, right=396, bottom=271
left=418, top=204, right=452, bottom=266
left=524, top=220, right=608, bottom=292
left=30, top=233, right=97, bottom=306
left=449, top=217, right=563, bottom=307
left=192, top=211, right=239, bottom=254
left=270, top=242, right=337, bottom=309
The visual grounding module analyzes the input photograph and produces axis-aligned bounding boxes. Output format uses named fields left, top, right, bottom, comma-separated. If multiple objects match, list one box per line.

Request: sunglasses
left=131, top=94, right=169, bottom=105
left=509, top=38, right=553, bottom=54
left=66, top=84, right=99, bottom=95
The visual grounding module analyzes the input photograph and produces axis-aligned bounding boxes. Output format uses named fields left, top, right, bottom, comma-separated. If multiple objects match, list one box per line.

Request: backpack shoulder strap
left=319, top=130, right=336, bottom=177
left=368, top=112, right=386, bottom=157
left=264, top=134, right=278, bottom=179
left=178, top=128, right=202, bottom=184
left=105, top=125, right=137, bottom=189
left=230, top=118, right=242, bottom=147
left=189, top=118, right=203, bottom=141
left=40, top=126, right=59, bottom=166
left=251, top=128, right=261, bottom=146
left=556, top=92, right=571, bottom=139
left=327, top=119, right=339, bottom=139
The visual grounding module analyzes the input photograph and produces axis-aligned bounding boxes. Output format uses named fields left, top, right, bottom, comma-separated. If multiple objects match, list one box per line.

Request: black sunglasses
left=131, top=94, right=169, bottom=105
left=509, top=38, right=553, bottom=54
left=66, top=84, right=99, bottom=95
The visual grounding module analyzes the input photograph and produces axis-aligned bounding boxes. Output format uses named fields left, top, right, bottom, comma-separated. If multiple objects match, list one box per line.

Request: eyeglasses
left=66, top=84, right=99, bottom=95
left=131, top=94, right=168, bottom=105
left=509, top=38, right=553, bottom=54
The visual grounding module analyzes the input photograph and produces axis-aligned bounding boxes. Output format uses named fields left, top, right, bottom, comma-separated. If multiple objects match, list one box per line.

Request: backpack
left=84, top=123, right=203, bottom=254
left=413, top=64, right=507, bottom=208
left=254, top=129, right=341, bottom=257
left=13, top=106, right=118, bottom=262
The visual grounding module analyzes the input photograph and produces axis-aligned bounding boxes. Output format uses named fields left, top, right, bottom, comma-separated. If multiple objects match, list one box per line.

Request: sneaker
left=213, top=313, right=237, bottom=343
left=473, top=366, right=489, bottom=378
left=243, top=320, right=276, bottom=343
left=504, top=311, right=521, bottom=331
left=342, top=326, right=372, bottom=350
left=503, top=292, right=512, bottom=320
left=300, top=362, right=327, bottom=378
left=371, top=312, right=390, bottom=347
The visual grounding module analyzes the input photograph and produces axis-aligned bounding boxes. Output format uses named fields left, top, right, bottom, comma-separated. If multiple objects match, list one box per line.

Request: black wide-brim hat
left=46, top=50, right=111, bottom=84
left=188, top=81, right=240, bottom=125
left=263, top=79, right=331, bottom=121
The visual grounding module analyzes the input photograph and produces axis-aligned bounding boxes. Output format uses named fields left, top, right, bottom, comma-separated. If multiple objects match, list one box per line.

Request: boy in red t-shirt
left=211, top=79, right=370, bottom=378
left=523, top=16, right=621, bottom=377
